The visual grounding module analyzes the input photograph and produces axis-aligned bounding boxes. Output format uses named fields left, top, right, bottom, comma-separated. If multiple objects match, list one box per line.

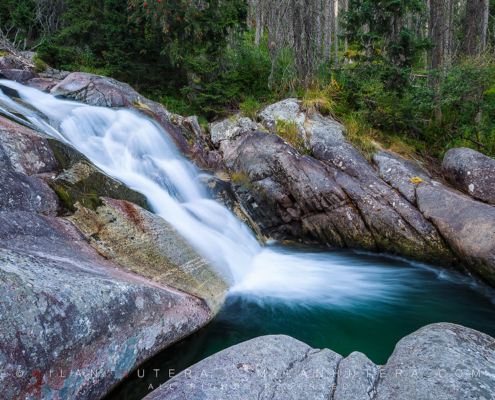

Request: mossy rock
left=47, top=139, right=150, bottom=212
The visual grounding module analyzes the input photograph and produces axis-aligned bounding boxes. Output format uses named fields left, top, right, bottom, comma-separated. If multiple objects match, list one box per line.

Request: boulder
left=0, top=57, right=14, bottom=70
left=306, top=129, right=453, bottom=266
left=0, top=116, right=57, bottom=175
left=417, top=182, right=495, bottom=285
left=69, top=198, right=229, bottom=311
left=144, top=335, right=343, bottom=400
left=145, top=323, right=495, bottom=400
left=0, top=168, right=59, bottom=215
left=377, top=323, right=495, bottom=400
left=0, top=211, right=212, bottom=400
left=24, top=77, right=61, bottom=92
left=222, top=130, right=375, bottom=250
left=0, top=69, right=39, bottom=82
left=443, top=147, right=495, bottom=205
left=373, top=150, right=431, bottom=205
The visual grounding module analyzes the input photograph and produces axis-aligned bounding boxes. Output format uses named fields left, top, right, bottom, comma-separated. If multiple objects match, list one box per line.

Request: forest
left=1, top=0, right=494, bottom=159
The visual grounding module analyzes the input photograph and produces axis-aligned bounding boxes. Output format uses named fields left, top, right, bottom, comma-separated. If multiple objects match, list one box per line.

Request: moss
left=51, top=185, right=75, bottom=212
left=32, top=54, right=47, bottom=73
left=410, top=177, right=427, bottom=185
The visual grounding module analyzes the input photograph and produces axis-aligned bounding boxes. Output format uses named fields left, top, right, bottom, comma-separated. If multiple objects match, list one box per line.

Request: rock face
left=213, top=114, right=454, bottom=267
left=223, top=130, right=376, bottom=251
left=0, top=212, right=212, bottom=400
left=0, top=110, right=228, bottom=399
left=417, top=182, right=495, bottom=285
left=145, top=323, right=495, bottom=400
left=50, top=72, right=223, bottom=170
left=443, top=147, right=495, bottom=205
left=24, top=77, right=61, bottom=92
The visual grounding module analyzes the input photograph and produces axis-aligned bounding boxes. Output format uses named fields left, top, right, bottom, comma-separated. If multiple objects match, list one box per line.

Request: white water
left=0, top=80, right=411, bottom=307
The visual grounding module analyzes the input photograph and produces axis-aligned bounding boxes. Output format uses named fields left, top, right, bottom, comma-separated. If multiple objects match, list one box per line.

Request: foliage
left=240, top=96, right=261, bottom=120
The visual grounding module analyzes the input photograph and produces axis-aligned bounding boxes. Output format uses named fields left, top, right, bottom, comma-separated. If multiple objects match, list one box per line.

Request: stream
left=1, top=81, right=495, bottom=400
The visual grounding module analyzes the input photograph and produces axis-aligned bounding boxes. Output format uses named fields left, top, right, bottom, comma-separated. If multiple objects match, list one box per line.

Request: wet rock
left=0, top=116, right=56, bottom=175
left=24, top=77, right=61, bottom=92
left=417, top=182, right=495, bottom=285
left=52, top=157, right=149, bottom=211
left=443, top=147, right=495, bottom=205
left=69, top=198, right=229, bottom=311
left=373, top=150, right=431, bottom=205
left=0, top=69, right=39, bottom=82
left=0, top=211, right=212, bottom=400
left=145, top=323, right=495, bottom=400
left=144, top=335, right=342, bottom=400
left=0, top=168, right=59, bottom=215
left=223, top=130, right=375, bottom=249
left=377, top=323, right=495, bottom=400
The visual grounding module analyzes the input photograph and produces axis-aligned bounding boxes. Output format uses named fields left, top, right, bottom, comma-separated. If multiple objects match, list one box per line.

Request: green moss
left=32, top=54, right=47, bottom=72
left=51, top=185, right=75, bottom=211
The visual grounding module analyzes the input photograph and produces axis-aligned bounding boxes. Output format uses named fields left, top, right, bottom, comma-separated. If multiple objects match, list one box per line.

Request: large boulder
left=0, top=116, right=57, bottom=175
left=443, top=147, right=495, bottom=205
left=0, top=168, right=59, bottom=215
left=145, top=323, right=495, bottom=400
left=417, top=182, right=495, bottom=285
left=0, top=211, right=212, bottom=400
left=24, top=77, right=61, bottom=92
left=69, top=198, right=229, bottom=311
left=222, top=129, right=376, bottom=250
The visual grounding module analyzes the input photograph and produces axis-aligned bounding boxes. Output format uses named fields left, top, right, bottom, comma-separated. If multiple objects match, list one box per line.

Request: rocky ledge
left=145, top=323, right=495, bottom=400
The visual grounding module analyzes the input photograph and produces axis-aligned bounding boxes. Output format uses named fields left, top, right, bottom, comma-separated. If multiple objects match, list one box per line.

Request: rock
left=69, top=198, right=229, bottom=311
left=0, top=57, right=14, bottom=70
left=0, top=69, right=39, bottom=82
left=24, top=77, right=61, bottom=92
left=0, top=116, right=57, bottom=175
left=145, top=323, right=495, bottom=400
left=334, top=351, right=381, bottom=400
left=51, top=73, right=194, bottom=158
left=373, top=150, right=431, bottom=205
left=307, top=130, right=454, bottom=266
left=417, top=182, right=495, bottom=285
left=303, top=110, right=346, bottom=145
left=39, top=67, right=70, bottom=80
left=210, top=117, right=242, bottom=148
left=223, top=130, right=375, bottom=249
left=377, top=323, right=495, bottom=400
left=0, top=168, right=59, bottom=215
left=52, top=155, right=149, bottom=211
left=144, top=335, right=343, bottom=400
left=259, top=98, right=306, bottom=131
left=0, top=211, right=212, bottom=400
left=443, top=147, right=495, bottom=205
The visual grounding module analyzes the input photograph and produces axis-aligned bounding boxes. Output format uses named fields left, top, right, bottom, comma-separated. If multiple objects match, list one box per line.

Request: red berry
left=177, top=17, right=180, bottom=21
left=144, top=2, right=147, bottom=6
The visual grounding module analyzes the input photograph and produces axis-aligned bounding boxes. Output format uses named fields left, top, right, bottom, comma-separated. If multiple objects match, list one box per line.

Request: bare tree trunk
left=464, top=0, right=489, bottom=55
left=334, top=0, right=339, bottom=64
left=429, top=0, right=444, bottom=122
left=324, top=0, right=332, bottom=59
left=315, top=0, right=322, bottom=61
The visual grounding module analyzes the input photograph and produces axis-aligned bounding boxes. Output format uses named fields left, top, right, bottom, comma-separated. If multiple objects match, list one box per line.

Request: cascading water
left=2, top=81, right=495, bottom=398
left=0, top=80, right=408, bottom=306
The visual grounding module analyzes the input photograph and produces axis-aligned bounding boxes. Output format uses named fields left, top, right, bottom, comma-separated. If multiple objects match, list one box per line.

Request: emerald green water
left=105, top=245, right=495, bottom=400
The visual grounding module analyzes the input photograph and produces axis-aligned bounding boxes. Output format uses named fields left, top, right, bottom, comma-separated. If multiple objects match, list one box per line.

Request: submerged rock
left=443, top=147, right=495, bottom=205
left=417, top=182, right=495, bottom=285
left=145, top=323, right=495, bottom=400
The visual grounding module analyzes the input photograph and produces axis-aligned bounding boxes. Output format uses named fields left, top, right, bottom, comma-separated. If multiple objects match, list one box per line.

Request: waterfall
left=0, top=80, right=409, bottom=307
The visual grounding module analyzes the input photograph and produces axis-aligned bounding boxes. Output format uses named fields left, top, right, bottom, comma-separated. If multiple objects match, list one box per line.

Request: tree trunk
left=334, top=0, right=339, bottom=64
left=429, top=0, right=444, bottom=122
left=464, top=0, right=489, bottom=55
